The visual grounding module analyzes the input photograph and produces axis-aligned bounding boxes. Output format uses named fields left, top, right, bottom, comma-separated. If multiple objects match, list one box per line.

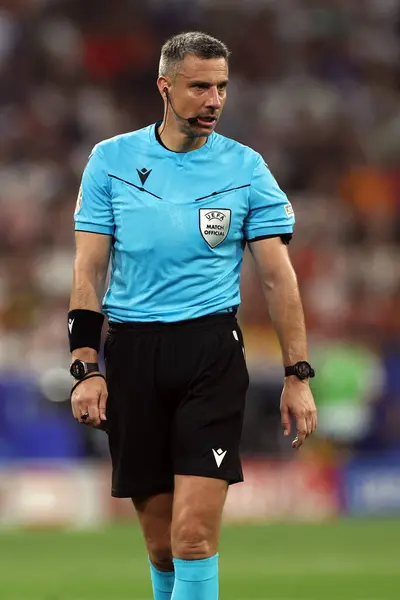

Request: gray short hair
left=159, top=31, right=230, bottom=78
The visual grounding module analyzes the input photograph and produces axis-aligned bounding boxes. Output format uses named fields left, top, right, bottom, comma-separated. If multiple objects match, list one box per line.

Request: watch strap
left=82, top=362, right=99, bottom=372
left=284, top=361, right=315, bottom=380
left=284, top=365, right=297, bottom=377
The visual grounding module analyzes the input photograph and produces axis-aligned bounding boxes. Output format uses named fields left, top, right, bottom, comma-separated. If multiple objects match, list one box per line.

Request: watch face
left=71, top=360, right=85, bottom=379
left=296, top=361, right=311, bottom=379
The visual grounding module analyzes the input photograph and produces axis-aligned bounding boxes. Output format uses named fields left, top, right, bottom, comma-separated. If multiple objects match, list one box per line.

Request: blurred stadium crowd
left=0, top=0, right=399, bottom=462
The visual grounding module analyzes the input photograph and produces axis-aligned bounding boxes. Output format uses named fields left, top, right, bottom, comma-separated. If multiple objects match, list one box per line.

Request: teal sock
left=149, top=559, right=175, bottom=600
left=171, top=553, right=219, bottom=600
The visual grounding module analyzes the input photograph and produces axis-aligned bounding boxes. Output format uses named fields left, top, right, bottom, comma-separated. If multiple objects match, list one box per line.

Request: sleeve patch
left=74, top=184, right=83, bottom=215
left=284, top=203, right=294, bottom=217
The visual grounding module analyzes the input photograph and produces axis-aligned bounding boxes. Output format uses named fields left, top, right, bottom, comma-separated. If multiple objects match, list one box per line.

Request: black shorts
left=104, top=313, right=249, bottom=498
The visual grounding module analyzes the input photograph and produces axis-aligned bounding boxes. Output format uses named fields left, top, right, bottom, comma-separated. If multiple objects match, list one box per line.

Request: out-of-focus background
left=0, top=1, right=399, bottom=599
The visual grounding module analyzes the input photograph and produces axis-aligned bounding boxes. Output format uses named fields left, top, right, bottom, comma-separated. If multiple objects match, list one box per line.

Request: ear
left=157, top=76, right=169, bottom=99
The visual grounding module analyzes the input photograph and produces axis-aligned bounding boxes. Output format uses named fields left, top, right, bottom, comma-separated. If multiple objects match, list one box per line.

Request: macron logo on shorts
left=68, top=318, right=74, bottom=334
left=212, top=448, right=227, bottom=468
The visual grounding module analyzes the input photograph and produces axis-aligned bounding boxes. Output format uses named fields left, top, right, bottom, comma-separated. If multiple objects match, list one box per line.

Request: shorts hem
left=111, top=482, right=174, bottom=499
left=174, top=469, right=243, bottom=486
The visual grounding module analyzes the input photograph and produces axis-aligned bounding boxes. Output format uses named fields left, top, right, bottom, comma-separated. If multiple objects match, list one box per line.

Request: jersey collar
left=152, top=121, right=214, bottom=155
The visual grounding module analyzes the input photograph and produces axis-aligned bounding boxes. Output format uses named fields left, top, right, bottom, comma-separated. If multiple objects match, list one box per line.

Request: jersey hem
left=245, top=226, right=294, bottom=242
left=75, top=223, right=114, bottom=235
left=247, top=232, right=293, bottom=243
left=103, top=305, right=240, bottom=324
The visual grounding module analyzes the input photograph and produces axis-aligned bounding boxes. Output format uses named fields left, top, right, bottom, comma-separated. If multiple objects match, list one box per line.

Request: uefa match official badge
left=199, top=209, right=231, bottom=248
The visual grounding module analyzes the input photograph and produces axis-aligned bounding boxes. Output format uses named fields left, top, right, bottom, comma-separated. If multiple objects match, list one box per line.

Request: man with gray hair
left=68, top=31, right=317, bottom=600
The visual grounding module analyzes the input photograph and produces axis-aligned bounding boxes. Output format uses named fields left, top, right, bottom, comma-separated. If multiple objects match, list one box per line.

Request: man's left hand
left=280, top=378, right=317, bottom=449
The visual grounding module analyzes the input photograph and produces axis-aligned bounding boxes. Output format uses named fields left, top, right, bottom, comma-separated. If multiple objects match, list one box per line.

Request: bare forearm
left=262, top=269, right=308, bottom=367
left=69, top=266, right=104, bottom=312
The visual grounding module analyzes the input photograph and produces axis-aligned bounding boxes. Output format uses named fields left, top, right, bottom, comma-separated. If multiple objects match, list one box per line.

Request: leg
left=133, top=492, right=174, bottom=571
left=133, top=492, right=175, bottom=599
left=169, top=316, right=249, bottom=599
left=104, top=325, right=175, bottom=598
left=170, top=475, right=228, bottom=600
left=171, top=475, right=228, bottom=559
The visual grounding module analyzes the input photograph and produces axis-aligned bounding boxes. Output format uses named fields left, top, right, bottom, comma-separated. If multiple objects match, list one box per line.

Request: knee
left=147, top=539, right=173, bottom=572
left=172, top=522, right=213, bottom=560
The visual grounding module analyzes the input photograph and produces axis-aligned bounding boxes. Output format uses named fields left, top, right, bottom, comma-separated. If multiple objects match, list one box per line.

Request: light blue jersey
left=74, top=123, right=295, bottom=322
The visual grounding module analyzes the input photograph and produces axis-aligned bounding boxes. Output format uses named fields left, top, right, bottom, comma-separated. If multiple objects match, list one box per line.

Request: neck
left=157, top=117, right=207, bottom=153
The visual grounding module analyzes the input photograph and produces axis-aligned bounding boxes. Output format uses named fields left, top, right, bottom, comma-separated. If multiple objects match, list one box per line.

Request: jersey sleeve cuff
left=245, top=225, right=294, bottom=242
left=75, top=222, right=114, bottom=235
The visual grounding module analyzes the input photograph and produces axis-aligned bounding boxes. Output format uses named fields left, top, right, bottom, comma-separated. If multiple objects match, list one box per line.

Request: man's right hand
left=71, top=375, right=108, bottom=428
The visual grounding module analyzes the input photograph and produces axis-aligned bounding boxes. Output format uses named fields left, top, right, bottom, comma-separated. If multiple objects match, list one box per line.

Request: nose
left=205, top=86, right=222, bottom=110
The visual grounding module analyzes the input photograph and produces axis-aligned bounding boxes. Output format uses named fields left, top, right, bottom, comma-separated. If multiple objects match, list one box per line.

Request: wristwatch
left=285, top=361, right=315, bottom=381
left=70, top=359, right=100, bottom=380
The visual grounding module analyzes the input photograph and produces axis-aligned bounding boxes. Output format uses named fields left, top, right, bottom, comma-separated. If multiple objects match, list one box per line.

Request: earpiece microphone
left=164, top=88, right=198, bottom=125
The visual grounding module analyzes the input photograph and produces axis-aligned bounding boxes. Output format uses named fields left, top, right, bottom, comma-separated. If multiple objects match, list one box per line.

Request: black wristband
left=70, top=373, right=106, bottom=397
left=68, top=309, right=105, bottom=352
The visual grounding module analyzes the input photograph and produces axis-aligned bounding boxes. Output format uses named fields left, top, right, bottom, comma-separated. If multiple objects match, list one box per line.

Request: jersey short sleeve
left=244, top=154, right=295, bottom=242
left=74, top=145, right=114, bottom=235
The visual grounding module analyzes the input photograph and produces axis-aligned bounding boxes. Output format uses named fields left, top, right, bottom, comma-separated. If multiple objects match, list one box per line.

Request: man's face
left=162, top=55, right=229, bottom=137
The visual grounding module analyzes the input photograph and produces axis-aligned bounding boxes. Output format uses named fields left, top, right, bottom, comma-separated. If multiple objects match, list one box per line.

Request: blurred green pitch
left=1, top=520, right=399, bottom=599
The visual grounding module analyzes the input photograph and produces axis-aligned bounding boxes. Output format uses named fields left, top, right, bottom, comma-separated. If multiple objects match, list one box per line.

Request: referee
left=68, top=32, right=317, bottom=600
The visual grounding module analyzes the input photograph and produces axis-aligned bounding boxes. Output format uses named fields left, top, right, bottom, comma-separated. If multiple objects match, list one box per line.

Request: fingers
left=282, top=381, right=318, bottom=449
left=71, top=381, right=107, bottom=428
left=305, top=406, right=317, bottom=436
left=292, top=416, right=307, bottom=449
left=306, top=412, right=313, bottom=436
left=292, top=408, right=318, bottom=449
left=71, top=398, right=81, bottom=421
left=70, top=404, right=91, bottom=424
left=76, top=403, right=100, bottom=426
left=99, top=388, right=108, bottom=422
left=71, top=399, right=90, bottom=423
left=281, top=404, right=291, bottom=437
left=80, top=410, right=90, bottom=424
left=310, top=409, right=318, bottom=435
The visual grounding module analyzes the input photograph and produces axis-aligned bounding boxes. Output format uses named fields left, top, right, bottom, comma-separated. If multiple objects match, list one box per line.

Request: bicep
left=74, top=231, right=111, bottom=277
left=248, top=236, right=295, bottom=286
